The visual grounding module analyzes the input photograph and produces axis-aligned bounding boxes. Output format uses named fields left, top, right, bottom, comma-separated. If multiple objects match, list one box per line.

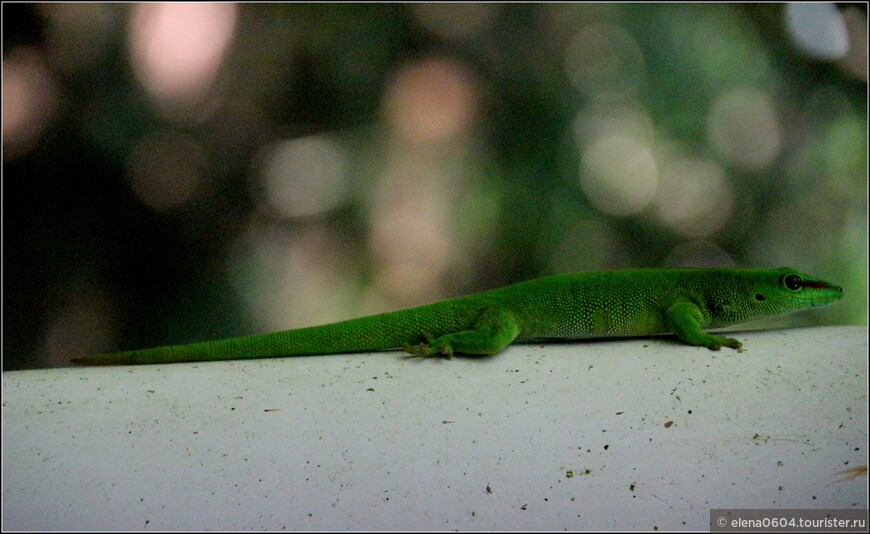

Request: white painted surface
left=3, top=326, right=867, bottom=530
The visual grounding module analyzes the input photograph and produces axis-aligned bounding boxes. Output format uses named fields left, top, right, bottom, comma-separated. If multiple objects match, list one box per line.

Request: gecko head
left=749, top=267, right=843, bottom=316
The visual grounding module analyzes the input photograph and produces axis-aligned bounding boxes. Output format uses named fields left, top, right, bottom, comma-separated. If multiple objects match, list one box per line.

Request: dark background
left=3, top=3, right=866, bottom=369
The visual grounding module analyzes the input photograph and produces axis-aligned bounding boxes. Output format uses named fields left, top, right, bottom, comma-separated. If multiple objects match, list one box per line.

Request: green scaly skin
left=71, top=267, right=843, bottom=366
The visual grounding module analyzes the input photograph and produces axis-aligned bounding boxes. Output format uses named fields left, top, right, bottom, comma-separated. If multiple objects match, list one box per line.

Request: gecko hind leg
left=403, top=330, right=450, bottom=359
left=402, top=306, right=521, bottom=359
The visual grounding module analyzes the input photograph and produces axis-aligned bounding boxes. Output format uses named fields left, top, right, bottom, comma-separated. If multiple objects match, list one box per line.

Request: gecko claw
left=402, top=342, right=430, bottom=356
left=401, top=332, right=453, bottom=360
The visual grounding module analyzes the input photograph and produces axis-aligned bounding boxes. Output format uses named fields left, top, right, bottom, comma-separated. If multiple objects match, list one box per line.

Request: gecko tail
left=69, top=337, right=283, bottom=366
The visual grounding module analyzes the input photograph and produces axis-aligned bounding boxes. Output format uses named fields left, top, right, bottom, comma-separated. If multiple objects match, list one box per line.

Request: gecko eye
left=755, top=294, right=765, bottom=301
left=784, top=274, right=803, bottom=291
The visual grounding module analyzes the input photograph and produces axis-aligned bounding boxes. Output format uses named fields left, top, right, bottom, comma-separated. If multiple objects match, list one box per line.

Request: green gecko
left=71, top=267, right=843, bottom=366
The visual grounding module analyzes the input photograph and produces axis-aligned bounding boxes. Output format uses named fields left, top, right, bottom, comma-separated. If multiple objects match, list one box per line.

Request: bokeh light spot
left=707, top=87, right=782, bottom=171
left=129, top=3, right=237, bottom=108
left=411, top=3, right=497, bottom=41
left=382, top=57, right=479, bottom=147
left=580, top=136, right=657, bottom=216
left=41, top=285, right=112, bottom=367
left=368, top=161, right=453, bottom=301
left=256, top=135, right=351, bottom=219
left=653, top=155, right=733, bottom=237
left=839, top=6, right=868, bottom=82
left=2, top=48, right=58, bottom=160
left=785, top=3, right=849, bottom=61
left=564, top=23, right=645, bottom=98
left=573, top=101, right=656, bottom=149
left=229, top=221, right=360, bottom=332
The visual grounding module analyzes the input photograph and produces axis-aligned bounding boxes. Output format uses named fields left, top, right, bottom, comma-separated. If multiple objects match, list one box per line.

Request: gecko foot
left=402, top=330, right=453, bottom=359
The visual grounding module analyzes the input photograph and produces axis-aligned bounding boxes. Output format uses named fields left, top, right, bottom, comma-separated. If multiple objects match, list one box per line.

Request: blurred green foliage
left=3, top=3, right=866, bottom=369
